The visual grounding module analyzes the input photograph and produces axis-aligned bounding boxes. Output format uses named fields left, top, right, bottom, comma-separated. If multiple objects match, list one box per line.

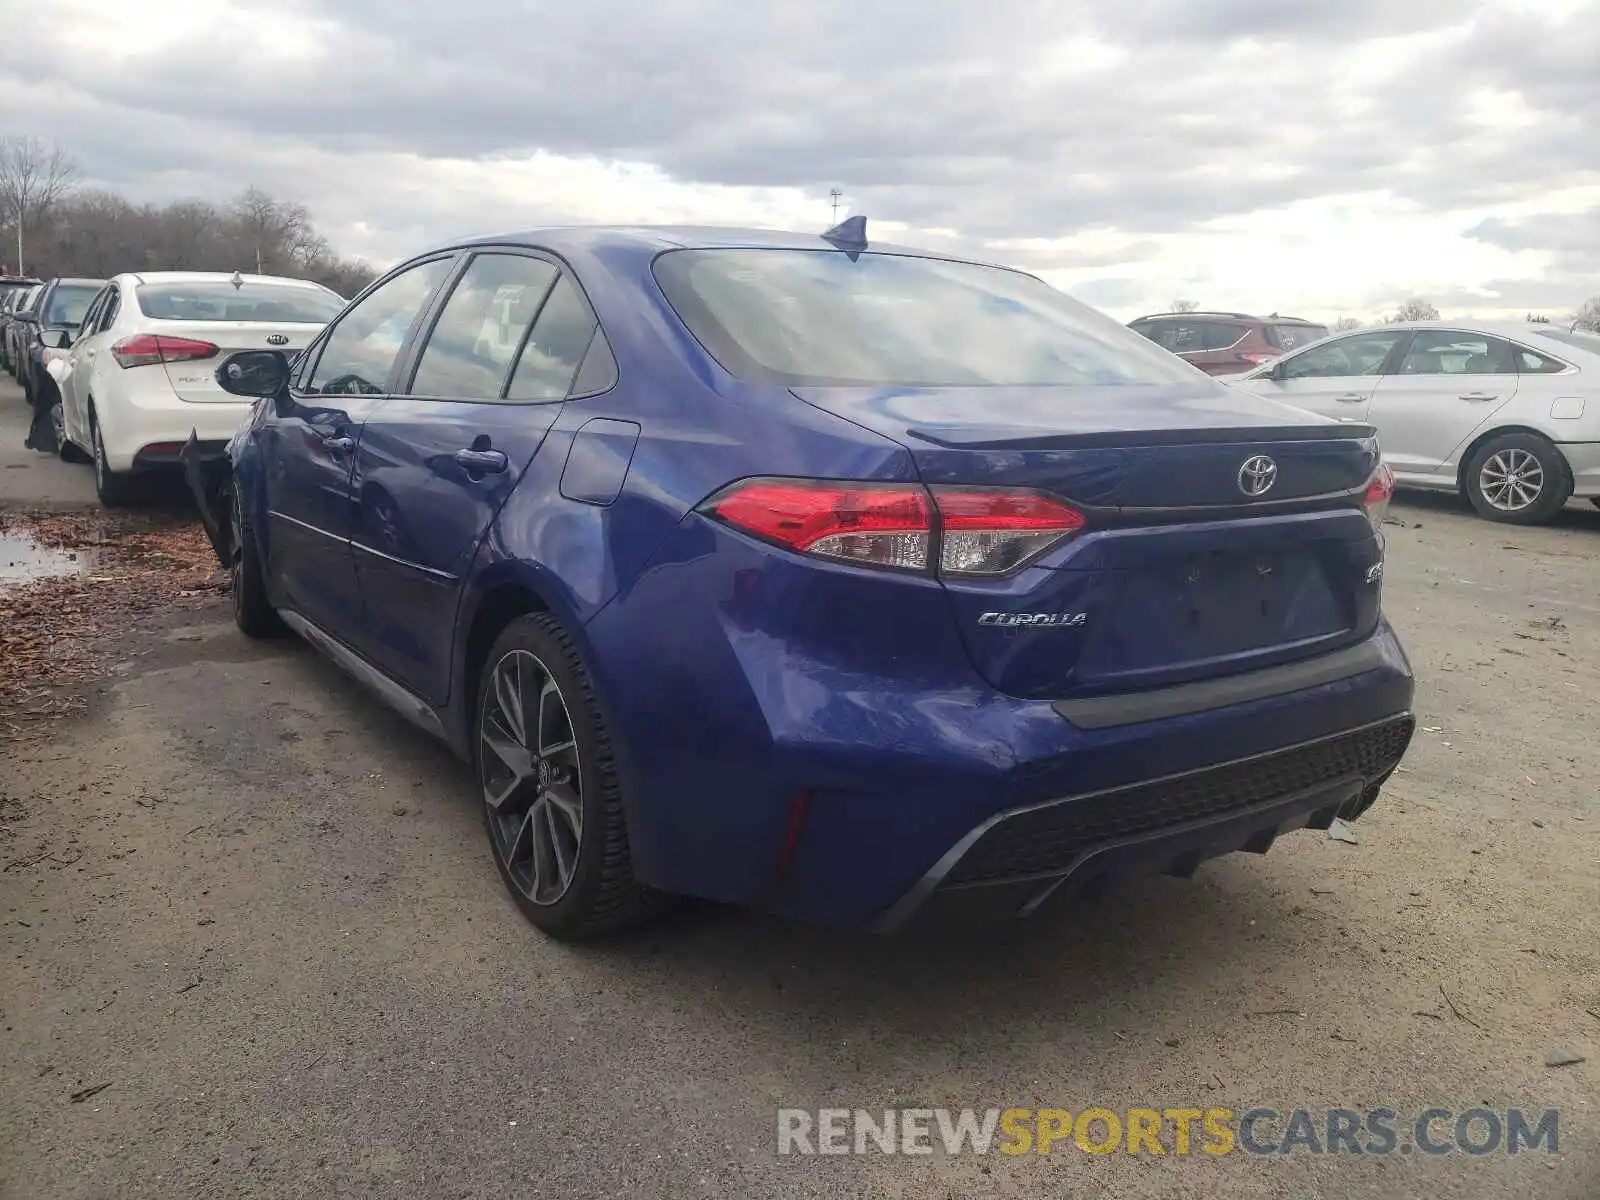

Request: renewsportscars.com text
left=776, top=1106, right=1560, bottom=1158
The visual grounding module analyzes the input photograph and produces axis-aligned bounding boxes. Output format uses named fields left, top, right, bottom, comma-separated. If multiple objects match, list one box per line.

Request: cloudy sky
left=3, top=0, right=1598, bottom=322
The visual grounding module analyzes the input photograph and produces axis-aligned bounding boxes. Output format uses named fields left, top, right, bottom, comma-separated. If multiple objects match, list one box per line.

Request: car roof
left=450, top=223, right=965, bottom=261
left=1383, top=318, right=1589, bottom=341
left=50, top=277, right=108, bottom=287
left=1131, top=311, right=1324, bottom=325
left=114, top=271, right=330, bottom=288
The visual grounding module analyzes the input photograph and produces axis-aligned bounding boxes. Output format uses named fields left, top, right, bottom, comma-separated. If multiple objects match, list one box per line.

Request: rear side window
left=137, top=281, right=343, bottom=323
left=1266, top=324, right=1328, bottom=350
left=1514, top=345, right=1567, bottom=374
left=654, top=248, right=1199, bottom=387
left=410, top=254, right=559, bottom=400
left=506, top=275, right=601, bottom=401
left=306, top=258, right=454, bottom=396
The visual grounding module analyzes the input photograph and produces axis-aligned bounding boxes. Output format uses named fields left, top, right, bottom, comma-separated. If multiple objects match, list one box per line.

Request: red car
left=1129, top=311, right=1329, bottom=376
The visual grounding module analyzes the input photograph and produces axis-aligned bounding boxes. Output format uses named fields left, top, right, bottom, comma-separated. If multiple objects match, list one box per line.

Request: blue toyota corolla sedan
left=184, top=219, right=1415, bottom=938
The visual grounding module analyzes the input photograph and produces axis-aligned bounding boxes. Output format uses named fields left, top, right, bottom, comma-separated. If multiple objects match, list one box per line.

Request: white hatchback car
left=1224, top=320, right=1600, bottom=524
left=52, top=272, right=345, bottom=506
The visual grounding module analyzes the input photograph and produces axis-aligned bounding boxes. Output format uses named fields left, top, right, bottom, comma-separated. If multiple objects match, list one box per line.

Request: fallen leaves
left=0, top=507, right=226, bottom=742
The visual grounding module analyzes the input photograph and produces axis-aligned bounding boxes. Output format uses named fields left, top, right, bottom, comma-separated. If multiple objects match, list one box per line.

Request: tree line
left=0, top=135, right=377, bottom=298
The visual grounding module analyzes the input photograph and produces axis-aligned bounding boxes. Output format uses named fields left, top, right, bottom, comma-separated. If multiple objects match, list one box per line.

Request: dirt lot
left=1, top=377, right=1596, bottom=1199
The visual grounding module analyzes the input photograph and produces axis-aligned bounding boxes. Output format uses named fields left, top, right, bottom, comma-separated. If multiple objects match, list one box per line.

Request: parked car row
left=5, top=269, right=345, bottom=505
left=1132, top=309, right=1600, bottom=524
left=182, top=219, right=1415, bottom=939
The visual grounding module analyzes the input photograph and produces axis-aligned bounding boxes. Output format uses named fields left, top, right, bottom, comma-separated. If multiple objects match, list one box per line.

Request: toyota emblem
left=266, top=334, right=290, bottom=346
left=1237, top=455, right=1278, bottom=497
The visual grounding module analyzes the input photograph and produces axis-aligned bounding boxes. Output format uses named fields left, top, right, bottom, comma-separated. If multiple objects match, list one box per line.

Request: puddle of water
left=0, top=530, right=100, bottom=586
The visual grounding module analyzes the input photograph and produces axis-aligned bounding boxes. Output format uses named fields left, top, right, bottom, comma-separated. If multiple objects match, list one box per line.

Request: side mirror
left=216, top=350, right=289, bottom=399
left=1268, top=360, right=1288, bottom=382
left=40, top=328, right=71, bottom=350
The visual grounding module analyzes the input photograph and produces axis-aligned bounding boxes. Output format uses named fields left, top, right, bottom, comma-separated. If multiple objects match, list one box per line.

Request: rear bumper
left=97, top=382, right=253, bottom=473
left=584, top=519, right=1417, bottom=928
left=875, top=713, right=1412, bottom=931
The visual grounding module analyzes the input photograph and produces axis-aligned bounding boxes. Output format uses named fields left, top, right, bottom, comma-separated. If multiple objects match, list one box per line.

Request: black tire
left=474, top=613, right=669, bottom=938
left=1464, top=432, right=1571, bottom=525
left=90, top=411, right=141, bottom=509
left=230, top=486, right=285, bottom=639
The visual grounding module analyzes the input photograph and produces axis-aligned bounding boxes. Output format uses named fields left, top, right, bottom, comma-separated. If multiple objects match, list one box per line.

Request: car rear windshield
left=1265, top=323, right=1328, bottom=350
left=43, top=284, right=104, bottom=328
left=1528, top=327, right=1600, bottom=354
left=135, top=281, right=344, bottom=324
left=653, top=249, right=1200, bottom=387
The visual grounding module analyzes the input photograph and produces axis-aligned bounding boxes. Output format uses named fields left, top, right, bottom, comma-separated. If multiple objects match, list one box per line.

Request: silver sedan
left=1224, top=320, right=1600, bottom=524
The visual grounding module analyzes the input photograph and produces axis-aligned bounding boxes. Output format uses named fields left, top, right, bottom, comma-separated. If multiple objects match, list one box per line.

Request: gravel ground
left=0, top=377, right=1596, bottom=1199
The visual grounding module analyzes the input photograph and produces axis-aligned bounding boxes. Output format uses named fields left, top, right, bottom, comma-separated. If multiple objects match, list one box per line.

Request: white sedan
left=50, top=271, right=345, bottom=506
left=1223, top=320, right=1600, bottom=524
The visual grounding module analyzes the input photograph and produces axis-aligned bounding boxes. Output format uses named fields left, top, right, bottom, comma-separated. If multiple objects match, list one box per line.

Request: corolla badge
left=1237, top=455, right=1278, bottom=497
left=978, top=611, right=1088, bottom=628
left=266, top=334, right=290, bottom=346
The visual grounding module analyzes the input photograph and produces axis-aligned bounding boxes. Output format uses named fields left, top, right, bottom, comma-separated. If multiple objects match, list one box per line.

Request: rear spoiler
left=180, top=430, right=234, bottom=569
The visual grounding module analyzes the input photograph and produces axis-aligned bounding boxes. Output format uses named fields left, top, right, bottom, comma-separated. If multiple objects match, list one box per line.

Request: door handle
left=323, top=435, right=356, bottom=453
left=1459, top=392, right=1498, bottom=402
left=455, top=448, right=509, bottom=474
left=1333, top=393, right=1367, bottom=403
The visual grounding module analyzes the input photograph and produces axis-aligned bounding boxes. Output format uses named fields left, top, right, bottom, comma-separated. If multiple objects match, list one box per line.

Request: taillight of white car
left=110, top=335, right=219, bottom=369
left=701, top=479, right=1087, bottom=577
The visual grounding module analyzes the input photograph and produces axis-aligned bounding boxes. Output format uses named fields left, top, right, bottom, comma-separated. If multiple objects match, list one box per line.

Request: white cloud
left=2, top=0, right=1597, bottom=323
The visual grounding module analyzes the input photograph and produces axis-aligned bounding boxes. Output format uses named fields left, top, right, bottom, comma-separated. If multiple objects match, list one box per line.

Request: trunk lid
left=152, top=321, right=323, bottom=402
left=791, top=384, right=1386, bottom=701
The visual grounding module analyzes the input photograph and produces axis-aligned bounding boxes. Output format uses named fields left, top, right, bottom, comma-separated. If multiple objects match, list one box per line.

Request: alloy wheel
left=480, top=649, right=583, bottom=905
left=1478, top=448, right=1544, bottom=513
left=229, top=492, right=246, bottom=623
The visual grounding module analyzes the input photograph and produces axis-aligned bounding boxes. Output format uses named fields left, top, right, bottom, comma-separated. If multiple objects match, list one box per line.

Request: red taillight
left=111, top=334, right=220, bottom=369
left=1239, top=352, right=1277, bottom=366
left=930, top=486, right=1086, bottom=575
left=704, top=479, right=935, bottom=571
left=1364, top=463, right=1395, bottom=530
left=701, top=478, right=1086, bottom=576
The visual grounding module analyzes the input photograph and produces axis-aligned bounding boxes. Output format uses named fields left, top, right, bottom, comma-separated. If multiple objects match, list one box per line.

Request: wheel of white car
left=1464, top=432, right=1571, bottom=526
left=90, top=411, right=140, bottom=509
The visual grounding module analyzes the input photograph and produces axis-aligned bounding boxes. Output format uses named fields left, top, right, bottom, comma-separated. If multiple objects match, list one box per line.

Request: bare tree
left=0, top=136, right=79, bottom=274
left=1168, top=298, right=1199, bottom=313
left=1387, top=298, right=1439, bottom=323
left=1575, top=296, right=1600, bottom=333
left=1525, top=313, right=1551, bottom=324
left=1332, top=317, right=1363, bottom=332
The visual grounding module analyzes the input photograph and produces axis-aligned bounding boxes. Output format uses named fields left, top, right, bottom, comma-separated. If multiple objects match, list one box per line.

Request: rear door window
left=408, top=254, right=559, bottom=400
left=1397, top=331, right=1515, bottom=375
